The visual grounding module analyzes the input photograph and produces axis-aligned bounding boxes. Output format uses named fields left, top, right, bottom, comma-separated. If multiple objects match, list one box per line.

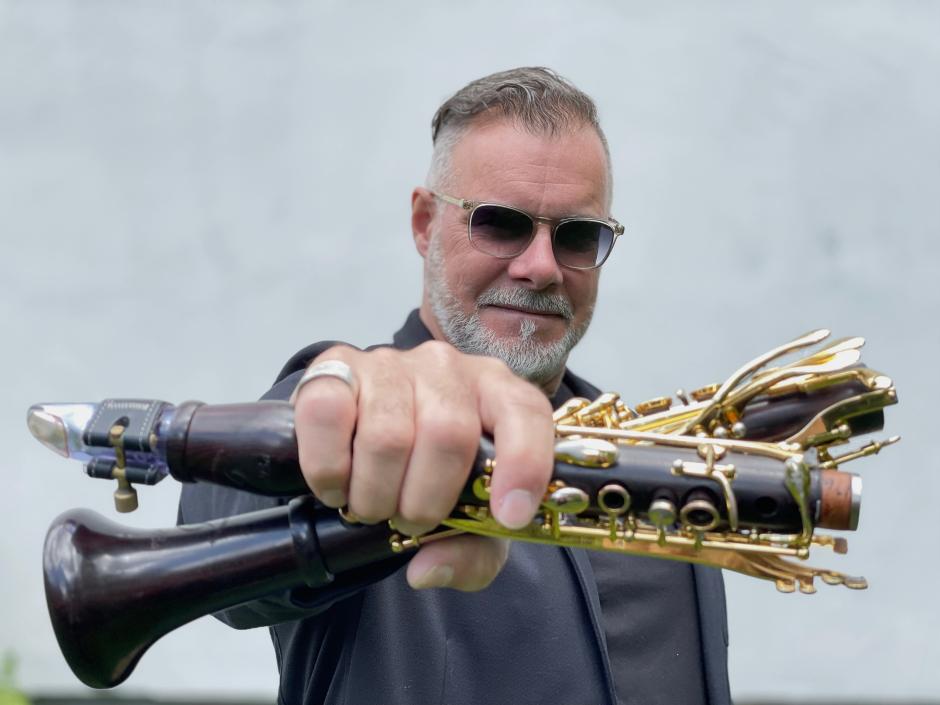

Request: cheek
left=443, top=230, right=507, bottom=297
left=566, top=272, right=599, bottom=317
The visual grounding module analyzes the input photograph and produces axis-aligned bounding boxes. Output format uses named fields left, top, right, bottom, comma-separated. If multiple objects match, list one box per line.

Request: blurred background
left=2, top=1, right=937, bottom=703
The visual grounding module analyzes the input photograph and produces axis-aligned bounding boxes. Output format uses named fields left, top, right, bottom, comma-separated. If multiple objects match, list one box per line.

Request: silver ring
left=289, top=360, right=359, bottom=405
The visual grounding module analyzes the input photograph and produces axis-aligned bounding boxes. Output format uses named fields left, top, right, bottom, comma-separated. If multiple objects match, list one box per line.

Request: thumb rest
left=30, top=328, right=898, bottom=688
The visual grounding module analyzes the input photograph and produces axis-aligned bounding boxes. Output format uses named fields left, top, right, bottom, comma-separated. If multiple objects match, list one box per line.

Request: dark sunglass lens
left=554, top=221, right=614, bottom=268
left=470, top=205, right=533, bottom=257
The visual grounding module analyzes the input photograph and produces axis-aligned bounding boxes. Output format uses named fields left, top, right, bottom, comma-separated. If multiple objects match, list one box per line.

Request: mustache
left=475, top=288, right=574, bottom=320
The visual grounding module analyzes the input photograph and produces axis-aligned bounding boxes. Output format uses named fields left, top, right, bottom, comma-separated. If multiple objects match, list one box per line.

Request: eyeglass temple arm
left=431, top=192, right=473, bottom=210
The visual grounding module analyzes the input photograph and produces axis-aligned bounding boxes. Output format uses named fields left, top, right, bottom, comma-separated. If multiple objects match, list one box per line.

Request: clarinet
left=30, top=329, right=898, bottom=689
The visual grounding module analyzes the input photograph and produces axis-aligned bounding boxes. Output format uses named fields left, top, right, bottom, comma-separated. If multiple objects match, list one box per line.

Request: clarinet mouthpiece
left=27, top=403, right=98, bottom=458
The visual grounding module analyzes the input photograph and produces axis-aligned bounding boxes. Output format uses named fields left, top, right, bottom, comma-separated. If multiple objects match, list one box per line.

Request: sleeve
left=176, top=341, right=407, bottom=629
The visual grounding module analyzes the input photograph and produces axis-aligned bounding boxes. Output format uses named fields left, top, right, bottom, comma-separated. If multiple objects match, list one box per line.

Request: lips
left=486, top=304, right=565, bottom=319
left=475, top=287, right=575, bottom=321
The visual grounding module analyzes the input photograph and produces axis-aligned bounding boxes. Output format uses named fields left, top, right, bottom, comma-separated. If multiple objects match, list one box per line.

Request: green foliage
left=0, top=652, right=31, bottom=705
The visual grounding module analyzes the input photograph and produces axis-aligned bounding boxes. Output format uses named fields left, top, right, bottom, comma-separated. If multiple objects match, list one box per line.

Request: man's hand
left=292, top=341, right=555, bottom=591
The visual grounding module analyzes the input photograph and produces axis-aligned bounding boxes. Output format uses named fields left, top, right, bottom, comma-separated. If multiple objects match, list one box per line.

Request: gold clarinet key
left=635, top=397, right=672, bottom=415
left=648, top=498, right=677, bottom=528
left=554, top=438, right=619, bottom=468
left=544, top=486, right=590, bottom=515
left=690, top=384, right=720, bottom=402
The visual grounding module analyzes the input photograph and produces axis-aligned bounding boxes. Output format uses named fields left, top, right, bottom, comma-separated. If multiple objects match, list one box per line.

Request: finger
left=396, top=359, right=481, bottom=535
left=406, top=535, right=510, bottom=592
left=293, top=352, right=359, bottom=508
left=476, top=362, right=555, bottom=530
left=348, top=351, right=416, bottom=523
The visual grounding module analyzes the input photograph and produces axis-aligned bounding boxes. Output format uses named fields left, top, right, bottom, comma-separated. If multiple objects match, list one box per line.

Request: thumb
left=406, top=535, right=510, bottom=592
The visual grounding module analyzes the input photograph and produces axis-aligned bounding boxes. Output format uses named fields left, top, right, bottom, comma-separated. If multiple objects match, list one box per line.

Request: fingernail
left=496, top=489, right=537, bottom=530
left=319, top=489, right=347, bottom=507
left=411, top=565, right=454, bottom=590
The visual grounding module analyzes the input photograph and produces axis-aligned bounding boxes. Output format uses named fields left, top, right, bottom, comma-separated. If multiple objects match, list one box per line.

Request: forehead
left=448, top=119, right=610, bottom=216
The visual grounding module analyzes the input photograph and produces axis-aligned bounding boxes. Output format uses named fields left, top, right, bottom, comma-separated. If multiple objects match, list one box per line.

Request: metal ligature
left=29, top=329, right=898, bottom=689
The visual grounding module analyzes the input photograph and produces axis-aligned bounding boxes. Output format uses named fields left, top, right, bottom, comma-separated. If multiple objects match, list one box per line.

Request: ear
left=411, top=187, right=435, bottom=258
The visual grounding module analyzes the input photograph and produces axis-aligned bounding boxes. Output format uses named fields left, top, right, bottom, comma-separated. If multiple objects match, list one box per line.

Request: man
left=180, top=67, right=731, bottom=705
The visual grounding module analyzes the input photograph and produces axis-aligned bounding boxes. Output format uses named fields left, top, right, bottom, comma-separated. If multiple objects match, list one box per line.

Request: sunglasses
left=432, top=192, right=624, bottom=270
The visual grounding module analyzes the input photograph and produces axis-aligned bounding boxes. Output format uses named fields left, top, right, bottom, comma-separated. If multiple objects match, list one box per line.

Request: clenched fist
left=291, top=341, right=555, bottom=591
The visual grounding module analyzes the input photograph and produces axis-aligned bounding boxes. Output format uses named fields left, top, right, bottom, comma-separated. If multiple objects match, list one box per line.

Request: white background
left=2, top=1, right=937, bottom=701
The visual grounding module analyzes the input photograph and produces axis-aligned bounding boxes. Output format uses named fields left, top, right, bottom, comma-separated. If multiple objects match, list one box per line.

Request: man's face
left=417, top=118, right=611, bottom=389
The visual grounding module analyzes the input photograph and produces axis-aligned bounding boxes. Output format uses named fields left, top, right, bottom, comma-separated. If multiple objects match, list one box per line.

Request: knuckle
left=351, top=496, right=396, bottom=524
left=398, top=502, right=444, bottom=530
left=417, top=339, right=455, bottom=358
left=312, top=344, right=359, bottom=365
left=418, top=411, right=479, bottom=451
left=413, top=340, right=461, bottom=369
left=366, top=346, right=400, bottom=367
left=511, top=381, right=553, bottom=411
left=302, top=461, right=347, bottom=487
left=501, top=386, right=553, bottom=420
left=348, top=471, right=399, bottom=522
left=479, top=355, right=511, bottom=375
left=364, top=392, right=412, bottom=420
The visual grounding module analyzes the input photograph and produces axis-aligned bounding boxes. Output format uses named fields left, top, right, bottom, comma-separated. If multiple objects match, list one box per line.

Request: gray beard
left=426, top=233, right=593, bottom=387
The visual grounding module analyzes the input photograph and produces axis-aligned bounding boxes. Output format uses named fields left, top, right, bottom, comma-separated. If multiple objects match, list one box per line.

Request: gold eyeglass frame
left=432, top=191, right=625, bottom=270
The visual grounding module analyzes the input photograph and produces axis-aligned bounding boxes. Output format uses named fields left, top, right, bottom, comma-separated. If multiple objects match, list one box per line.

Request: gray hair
left=426, top=67, right=612, bottom=201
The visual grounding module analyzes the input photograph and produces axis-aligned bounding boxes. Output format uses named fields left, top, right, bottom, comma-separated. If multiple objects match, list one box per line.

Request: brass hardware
left=390, top=527, right=465, bottom=553
left=109, top=424, right=125, bottom=468
left=648, top=499, right=677, bottom=528
left=544, top=486, right=590, bottom=515
left=697, top=443, right=727, bottom=461
left=690, top=384, right=719, bottom=402
left=111, top=466, right=138, bottom=513
left=472, top=474, right=492, bottom=501
left=680, top=499, right=720, bottom=532
left=559, top=393, right=637, bottom=429
left=338, top=507, right=362, bottom=524
left=673, top=446, right=738, bottom=531
left=389, top=533, right=411, bottom=553
left=552, top=397, right=591, bottom=425
left=598, top=484, right=631, bottom=516
left=108, top=424, right=138, bottom=513
left=819, top=435, right=900, bottom=469
left=553, top=438, right=618, bottom=468
left=636, top=397, right=672, bottom=416
left=614, top=399, right=635, bottom=422
left=676, top=328, right=831, bottom=436
left=441, top=512, right=869, bottom=593
left=524, top=329, right=898, bottom=591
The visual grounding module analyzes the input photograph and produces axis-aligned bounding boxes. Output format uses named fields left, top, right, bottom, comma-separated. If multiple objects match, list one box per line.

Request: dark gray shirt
left=178, top=311, right=730, bottom=705
left=551, top=377, right=708, bottom=705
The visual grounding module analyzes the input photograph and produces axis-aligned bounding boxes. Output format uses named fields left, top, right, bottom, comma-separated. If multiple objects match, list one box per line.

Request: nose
left=506, top=222, right=564, bottom=289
